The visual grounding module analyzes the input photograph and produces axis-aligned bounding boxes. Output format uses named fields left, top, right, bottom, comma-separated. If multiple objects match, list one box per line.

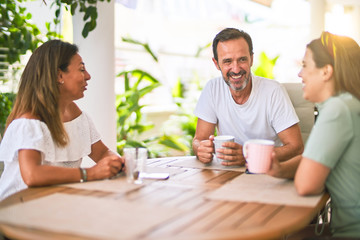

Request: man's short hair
left=212, top=28, right=254, bottom=61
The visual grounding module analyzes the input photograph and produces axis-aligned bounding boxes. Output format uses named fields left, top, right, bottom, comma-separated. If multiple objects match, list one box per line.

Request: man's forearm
left=274, top=143, right=304, bottom=162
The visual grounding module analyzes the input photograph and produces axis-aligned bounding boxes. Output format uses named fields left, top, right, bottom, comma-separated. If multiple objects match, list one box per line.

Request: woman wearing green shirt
left=268, top=32, right=360, bottom=238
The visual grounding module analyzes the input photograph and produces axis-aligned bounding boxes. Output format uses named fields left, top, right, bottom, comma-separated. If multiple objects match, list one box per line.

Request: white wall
left=71, top=1, right=117, bottom=166
left=73, top=1, right=117, bottom=153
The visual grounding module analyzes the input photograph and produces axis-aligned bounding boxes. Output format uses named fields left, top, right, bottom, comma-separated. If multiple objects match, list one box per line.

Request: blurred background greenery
left=2, top=0, right=357, bottom=158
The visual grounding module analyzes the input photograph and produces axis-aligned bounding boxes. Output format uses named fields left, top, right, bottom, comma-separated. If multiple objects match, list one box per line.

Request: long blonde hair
left=6, top=40, right=79, bottom=146
left=308, top=32, right=360, bottom=100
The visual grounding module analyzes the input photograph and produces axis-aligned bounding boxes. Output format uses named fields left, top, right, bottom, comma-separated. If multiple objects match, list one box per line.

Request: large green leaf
left=253, top=52, right=279, bottom=79
left=158, top=135, right=189, bottom=152
left=172, top=78, right=184, bottom=99
left=121, top=37, right=158, bottom=62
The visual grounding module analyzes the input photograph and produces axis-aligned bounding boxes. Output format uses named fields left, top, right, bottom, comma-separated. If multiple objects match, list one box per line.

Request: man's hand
left=215, top=141, right=246, bottom=166
left=196, top=135, right=215, bottom=164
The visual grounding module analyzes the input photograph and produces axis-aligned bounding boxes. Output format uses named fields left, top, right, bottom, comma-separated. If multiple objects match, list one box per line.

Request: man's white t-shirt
left=194, top=75, right=299, bottom=146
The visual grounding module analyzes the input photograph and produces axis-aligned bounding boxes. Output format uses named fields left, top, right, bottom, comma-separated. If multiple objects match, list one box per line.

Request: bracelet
left=79, top=168, right=87, bottom=183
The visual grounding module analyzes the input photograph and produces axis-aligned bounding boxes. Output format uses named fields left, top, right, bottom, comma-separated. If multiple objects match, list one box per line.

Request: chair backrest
left=282, top=83, right=315, bottom=144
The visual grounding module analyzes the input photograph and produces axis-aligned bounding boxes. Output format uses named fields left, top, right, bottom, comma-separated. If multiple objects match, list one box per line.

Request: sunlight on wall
left=61, top=8, right=73, bottom=43
left=326, top=4, right=354, bottom=38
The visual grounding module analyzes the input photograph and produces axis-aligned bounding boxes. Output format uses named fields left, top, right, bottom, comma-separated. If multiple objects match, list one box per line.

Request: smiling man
left=192, top=28, right=304, bottom=166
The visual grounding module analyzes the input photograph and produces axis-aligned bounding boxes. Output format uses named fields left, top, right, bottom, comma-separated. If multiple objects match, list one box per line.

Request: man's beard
left=224, top=70, right=250, bottom=91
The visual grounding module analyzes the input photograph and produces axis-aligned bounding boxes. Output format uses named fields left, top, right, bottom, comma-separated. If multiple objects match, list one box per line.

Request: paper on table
left=206, top=174, right=323, bottom=207
left=60, top=175, right=142, bottom=193
left=0, top=193, right=182, bottom=239
left=167, top=156, right=246, bottom=172
left=146, top=165, right=186, bottom=175
left=60, top=166, right=185, bottom=193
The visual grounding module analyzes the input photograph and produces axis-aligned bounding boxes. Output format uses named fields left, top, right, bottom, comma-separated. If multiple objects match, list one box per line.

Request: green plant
left=51, top=0, right=111, bottom=38
left=164, top=41, right=215, bottom=156
left=1, top=0, right=112, bottom=66
left=253, top=51, right=279, bottom=79
left=0, top=1, right=43, bottom=68
left=195, top=42, right=211, bottom=58
left=115, top=68, right=189, bottom=157
left=0, top=0, right=111, bottom=136
left=0, top=92, right=16, bottom=136
left=116, top=69, right=160, bottom=150
left=116, top=36, right=193, bottom=157
left=170, top=78, right=197, bottom=155
left=122, top=37, right=158, bottom=62
left=1, top=1, right=50, bottom=137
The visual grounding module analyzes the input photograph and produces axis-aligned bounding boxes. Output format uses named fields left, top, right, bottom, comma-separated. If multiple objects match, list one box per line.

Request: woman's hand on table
left=87, top=155, right=124, bottom=181
left=267, top=152, right=283, bottom=178
left=267, top=152, right=301, bottom=180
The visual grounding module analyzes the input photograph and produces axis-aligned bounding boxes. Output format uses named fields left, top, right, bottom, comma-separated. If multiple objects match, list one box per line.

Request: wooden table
left=0, top=156, right=329, bottom=240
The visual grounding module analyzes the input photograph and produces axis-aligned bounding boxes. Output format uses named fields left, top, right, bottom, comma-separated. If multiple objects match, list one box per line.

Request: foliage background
left=0, top=1, right=279, bottom=157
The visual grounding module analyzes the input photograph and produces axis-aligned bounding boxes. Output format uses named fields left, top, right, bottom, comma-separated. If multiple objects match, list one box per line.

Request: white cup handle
left=243, top=141, right=249, bottom=160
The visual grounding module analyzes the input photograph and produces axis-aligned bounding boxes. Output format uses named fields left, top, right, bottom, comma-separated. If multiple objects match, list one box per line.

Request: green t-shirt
left=303, top=93, right=360, bottom=238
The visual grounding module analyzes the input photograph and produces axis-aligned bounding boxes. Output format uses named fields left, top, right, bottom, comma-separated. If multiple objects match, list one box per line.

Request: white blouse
left=0, top=112, right=101, bottom=200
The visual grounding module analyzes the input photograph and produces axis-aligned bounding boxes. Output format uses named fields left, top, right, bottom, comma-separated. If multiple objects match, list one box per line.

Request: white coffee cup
left=243, top=139, right=274, bottom=174
left=213, top=135, right=235, bottom=162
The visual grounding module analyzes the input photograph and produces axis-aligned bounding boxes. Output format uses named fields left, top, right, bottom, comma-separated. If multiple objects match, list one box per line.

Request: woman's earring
left=59, top=81, right=64, bottom=84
